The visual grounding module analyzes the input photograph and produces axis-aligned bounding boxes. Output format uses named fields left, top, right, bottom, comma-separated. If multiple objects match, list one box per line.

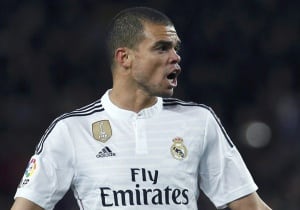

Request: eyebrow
left=152, top=40, right=181, bottom=50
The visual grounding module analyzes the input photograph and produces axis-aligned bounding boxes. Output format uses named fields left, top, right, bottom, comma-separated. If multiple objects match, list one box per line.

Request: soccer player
left=11, top=7, right=272, bottom=210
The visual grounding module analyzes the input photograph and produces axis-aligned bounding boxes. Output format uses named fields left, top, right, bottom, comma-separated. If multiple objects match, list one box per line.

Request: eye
left=174, top=45, right=181, bottom=53
left=158, top=44, right=169, bottom=52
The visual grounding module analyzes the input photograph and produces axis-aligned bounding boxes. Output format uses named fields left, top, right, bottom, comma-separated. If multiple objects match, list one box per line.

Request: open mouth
left=167, top=72, right=177, bottom=80
left=166, top=69, right=180, bottom=88
left=167, top=68, right=181, bottom=80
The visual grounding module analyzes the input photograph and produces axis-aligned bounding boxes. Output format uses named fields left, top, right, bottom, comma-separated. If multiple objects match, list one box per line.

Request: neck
left=109, top=86, right=157, bottom=113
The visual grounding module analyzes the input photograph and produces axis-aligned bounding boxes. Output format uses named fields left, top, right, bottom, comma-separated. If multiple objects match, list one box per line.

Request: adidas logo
left=96, top=146, right=116, bottom=158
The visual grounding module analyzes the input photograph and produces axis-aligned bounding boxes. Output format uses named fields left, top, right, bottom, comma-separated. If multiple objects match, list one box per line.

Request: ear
left=115, top=47, right=132, bottom=68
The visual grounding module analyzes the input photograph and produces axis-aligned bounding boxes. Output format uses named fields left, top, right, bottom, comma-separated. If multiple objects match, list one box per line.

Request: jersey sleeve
left=14, top=120, right=75, bottom=210
left=198, top=109, right=258, bottom=209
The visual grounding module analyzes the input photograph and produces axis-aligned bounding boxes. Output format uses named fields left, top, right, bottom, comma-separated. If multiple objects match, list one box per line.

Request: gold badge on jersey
left=92, top=120, right=112, bottom=142
left=170, top=137, right=187, bottom=160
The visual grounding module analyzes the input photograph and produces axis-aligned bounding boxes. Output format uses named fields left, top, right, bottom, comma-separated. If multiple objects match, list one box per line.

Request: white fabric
left=15, top=90, right=257, bottom=209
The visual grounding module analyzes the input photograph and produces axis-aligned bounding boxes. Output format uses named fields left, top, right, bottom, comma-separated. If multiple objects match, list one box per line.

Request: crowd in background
left=0, top=0, right=299, bottom=209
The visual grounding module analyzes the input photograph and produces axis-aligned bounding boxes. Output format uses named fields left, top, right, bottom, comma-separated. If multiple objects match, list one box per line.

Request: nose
left=170, top=49, right=181, bottom=64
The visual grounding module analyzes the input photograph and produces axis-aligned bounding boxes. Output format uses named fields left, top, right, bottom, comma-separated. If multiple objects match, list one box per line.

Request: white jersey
left=15, top=90, right=257, bottom=210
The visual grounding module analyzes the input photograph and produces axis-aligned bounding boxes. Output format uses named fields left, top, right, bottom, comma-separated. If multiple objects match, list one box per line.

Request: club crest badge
left=92, top=120, right=112, bottom=142
left=170, top=137, right=187, bottom=160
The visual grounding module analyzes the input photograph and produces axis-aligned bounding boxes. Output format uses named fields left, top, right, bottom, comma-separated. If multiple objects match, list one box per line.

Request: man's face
left=129, top=22, right=181, bottom=97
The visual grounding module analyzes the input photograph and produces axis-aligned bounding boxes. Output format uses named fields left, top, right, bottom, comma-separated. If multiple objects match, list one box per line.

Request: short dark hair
left=106, top=7, right=173, bottom=66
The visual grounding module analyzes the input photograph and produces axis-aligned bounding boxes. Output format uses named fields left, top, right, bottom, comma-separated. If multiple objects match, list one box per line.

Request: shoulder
left=162, top=97, right=213, bottom=114
left=51, top=98, right=106, bottom=132
left=35, top=98, right=104, bottom=154
left=54, top=98, right=104, bottom=124
left=161, top=98, right=224, bottom=127
left=63, top=98, right=104, bottom=120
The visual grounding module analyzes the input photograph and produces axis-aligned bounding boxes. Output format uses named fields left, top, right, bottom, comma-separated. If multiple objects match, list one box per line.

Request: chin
left=158, top=89, right=174, bottom=97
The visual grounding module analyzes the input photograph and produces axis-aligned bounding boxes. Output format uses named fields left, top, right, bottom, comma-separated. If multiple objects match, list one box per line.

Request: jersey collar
left=101, top=89, right=163, bottom=119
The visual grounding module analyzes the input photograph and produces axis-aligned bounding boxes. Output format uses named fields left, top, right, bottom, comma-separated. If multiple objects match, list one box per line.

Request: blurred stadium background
left=0, top=0, right=299, bottom=209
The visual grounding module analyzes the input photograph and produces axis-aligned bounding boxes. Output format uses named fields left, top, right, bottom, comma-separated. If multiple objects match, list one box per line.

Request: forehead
left=142, top=22, right=180, bottom=44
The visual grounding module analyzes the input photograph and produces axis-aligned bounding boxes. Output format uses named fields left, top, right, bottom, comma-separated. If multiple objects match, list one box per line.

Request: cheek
left=143, top=64, right=164, bottom=82
left=132, top=55, right=166, bottom=81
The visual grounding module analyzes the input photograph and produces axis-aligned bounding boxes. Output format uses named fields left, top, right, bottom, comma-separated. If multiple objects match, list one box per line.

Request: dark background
left=1, top=0, right=299, bottom=209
